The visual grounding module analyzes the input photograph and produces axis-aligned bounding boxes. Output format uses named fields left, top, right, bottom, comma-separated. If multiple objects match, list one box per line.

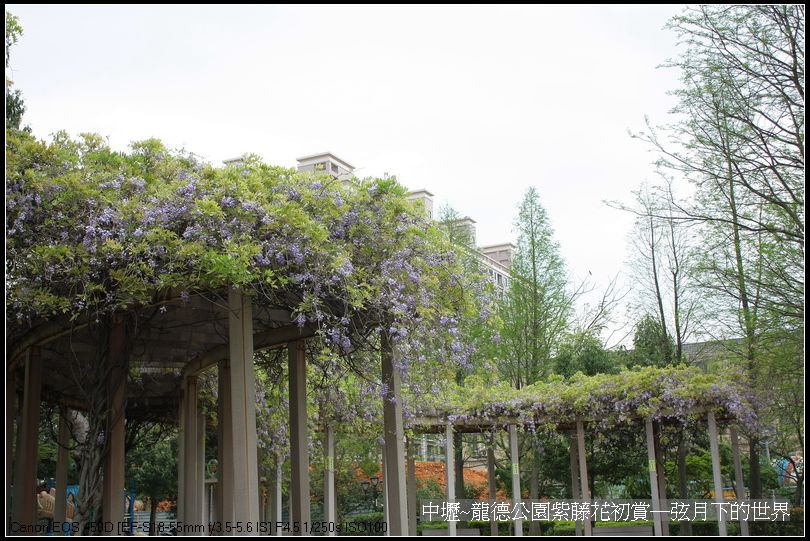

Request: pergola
left=8, top=295, right=754, bottom=538
left=7, top=287, right=410, bottom=535
left=406, top=369, right=755, bottom=537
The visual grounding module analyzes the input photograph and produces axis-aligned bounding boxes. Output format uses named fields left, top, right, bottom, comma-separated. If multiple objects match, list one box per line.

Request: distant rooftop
left=295, top=152, right=355, bottom=171
left=479, top=242, right=516, bottom=250
left=407, top=189, right=435, bottom=197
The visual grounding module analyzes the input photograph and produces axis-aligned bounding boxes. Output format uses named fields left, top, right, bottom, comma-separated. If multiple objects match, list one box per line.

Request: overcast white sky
left=7, top=5, right=686, bottom=345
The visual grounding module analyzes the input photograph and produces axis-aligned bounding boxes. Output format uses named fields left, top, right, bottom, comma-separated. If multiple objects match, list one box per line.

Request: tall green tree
left=5, top=11, right=27, bottom=131
left=611, top=181, right=701, bottom=365
left=638, top=5, right=804, bottom=499
left=127, top=432, right=177, bottom=536
left=499, top=187, right=571, bottom=387
left=553, top=331, right=616, bottom=378
left=630, top=314, right=675, bottom=368
left=497, top=187, right=573, bottom=534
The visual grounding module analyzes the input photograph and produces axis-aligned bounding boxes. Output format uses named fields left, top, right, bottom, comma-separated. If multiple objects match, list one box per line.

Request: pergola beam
left=184, top=324, right=316, bottom=378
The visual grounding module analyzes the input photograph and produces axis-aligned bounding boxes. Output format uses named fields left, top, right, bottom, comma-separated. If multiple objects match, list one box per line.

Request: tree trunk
left=677, top=435, right=691, bottom=536
left=454, top=431, right=464, bottom=503
left=725, top=144, right=762, bottom=499
left=149, top=496, right=158, bottom=536
left=749, top=438, right=762, bottom=498
left=648, top=215, right=671, bottom=363
left=529, top=448, right=541, bottom=536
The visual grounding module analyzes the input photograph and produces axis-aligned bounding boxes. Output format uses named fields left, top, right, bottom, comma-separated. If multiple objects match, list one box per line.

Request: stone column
left=103, top=317, right=127, bottom=529
left=653, top=421, right=670, bottom=536
left=708, top=412, right=727, bottom=536
left=406, top=437, right=418, bottom=537
left=645, top=419, right=663, bottom=536
left=509, top=425, right=522, bottom=536
left=6, top=368, right=16, bottom=520
left=178, top=391, right=186, bottom=526
left=54, top=412, right=71, bottom=530
left=183, top=376, right=200, bottom=532
left=270, top=455, right=282, bottom=536
left=576, top=421, right=591, bottom=536
left=445, top=423, right=456, bottom=537
left=217, top=360, right=233, bottom=525
left=288, top=340, right=309, bottom=530
left=488, top=433, right=498, bottom=537
left=730, top=427, right=750, bottom=536
left=11, top=348, right=42, bottom=532
left=227, top=288, right=260, bottom=530
left=569, top=433, right=582, bottom=536
left=196, top=397, right=206, bottom=530
left=323, top=426, right=336, bottom=535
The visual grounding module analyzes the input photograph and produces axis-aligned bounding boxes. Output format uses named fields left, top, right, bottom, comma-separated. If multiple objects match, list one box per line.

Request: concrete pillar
left=382, top=449, right=390, bottom=536
left=576, top=421, right=591, bottom=536
left=730, top=427, right=749, bottom=536
left=270, top=456, right=282, bottom=536
left=487, top=433, right=498, bottom=537
left=288, top=340, right=309, bottom=530
left=653, top=422, right=669, bottom=536
left=569, top=433, right=582, bottom=536
left=6, top=369, right=16, bottom=519
left=445, top=423, right=456, bottom=537
left=183, top=376, right=200, bottom=531
left=197, top=397, right=206, bottom=529
left=227, top=288, right=260, bottom=530
left=323, top=426, right=336, bottom=536
left=381, top=330, right=408, bottom=535
left=103, top=317, right=127, bottom=528
left=54, top=411, right=71, bottom=530
left=406, top=437, right=418, bottom=537
left=708, top=412, right=727, bottom=536
left=178, top=392, right=186, bottom=526
left=508, top=425, right=522, bottom=536
left=12, top=348, right=41, bottom=532
left=207, top=480, right=216, bottom=525
left=422, top=435, right=429, bottom=461
left=259, top=486, right=265, bottom=529
left=645, top=419, right=663, bottom=536
left=217, top=360, right=233, bottom=525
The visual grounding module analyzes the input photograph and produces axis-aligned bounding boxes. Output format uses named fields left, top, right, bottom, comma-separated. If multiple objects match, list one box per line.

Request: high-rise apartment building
left=295, top=153, right=513, bottom=296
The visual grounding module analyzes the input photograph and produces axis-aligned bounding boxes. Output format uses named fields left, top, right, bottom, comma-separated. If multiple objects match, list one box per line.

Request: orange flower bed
left=355, top=462, right=506, bottom=500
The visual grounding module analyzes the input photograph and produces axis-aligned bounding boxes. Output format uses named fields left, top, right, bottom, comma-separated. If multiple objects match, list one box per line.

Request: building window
left=331, top=162, right=339, bottom=174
